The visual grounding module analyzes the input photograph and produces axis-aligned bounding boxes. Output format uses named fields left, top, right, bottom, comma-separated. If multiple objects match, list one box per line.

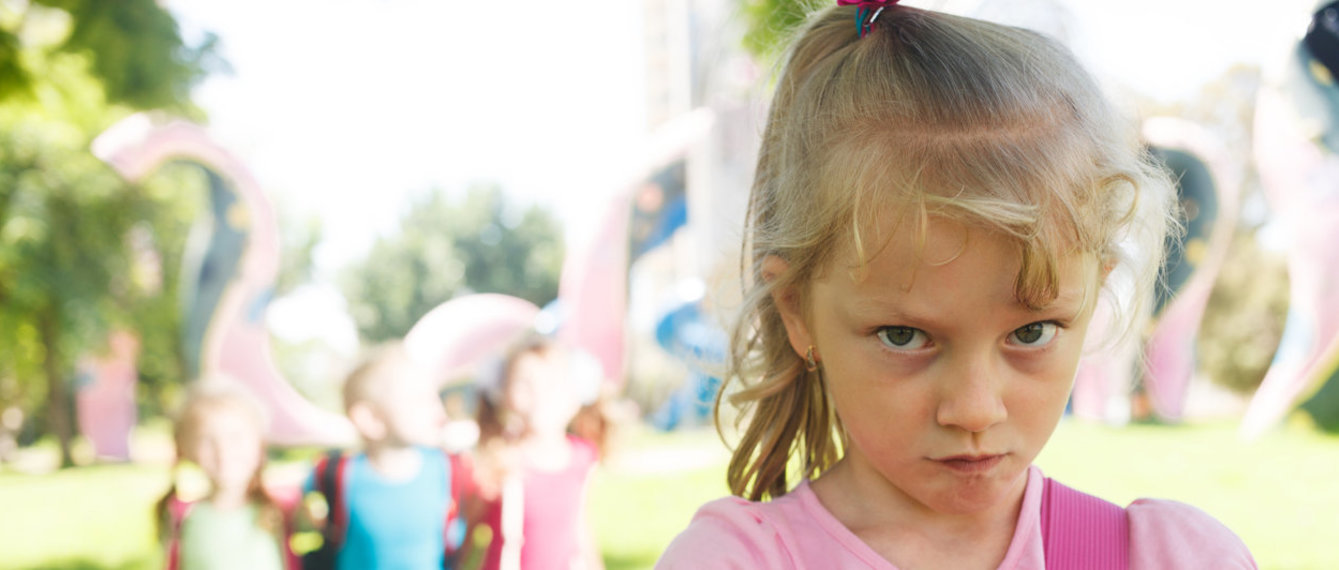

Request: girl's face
left=187, top=406, right=264, bottom=494
left=375, top=373, right=448, bottom=447
left=506, top=349, right=580, bottom=437
left=775, top=216, right=1098, bottom=517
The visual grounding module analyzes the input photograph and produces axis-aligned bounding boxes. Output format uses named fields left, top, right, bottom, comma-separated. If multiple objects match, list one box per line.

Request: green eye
left=877, top=326, right=928, bottom=350
left=1010, top=322, right=1058, bottom=346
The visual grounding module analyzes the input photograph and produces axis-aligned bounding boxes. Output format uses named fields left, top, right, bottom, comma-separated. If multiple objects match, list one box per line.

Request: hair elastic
left=837, top=0, right=900, bottom=38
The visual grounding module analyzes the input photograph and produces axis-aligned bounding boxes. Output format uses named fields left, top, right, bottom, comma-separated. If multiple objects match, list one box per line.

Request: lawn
left=0, top=420, right=1334, bottom=569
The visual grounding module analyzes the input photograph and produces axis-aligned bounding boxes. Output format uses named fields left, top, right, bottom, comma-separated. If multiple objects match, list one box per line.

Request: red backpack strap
left=270, top=485, right=305, bottom=570
left=165, top=497, right=194, bottom=570
left=315, top=449, right=350, bottom=553
left=1041, top=477, right=1130, bottom=570
left=444, top=450, right=472, bottom=556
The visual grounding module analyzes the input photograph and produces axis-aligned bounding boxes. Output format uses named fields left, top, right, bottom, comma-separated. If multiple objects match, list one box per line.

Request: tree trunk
left=39, top=309, right=75, bottom=468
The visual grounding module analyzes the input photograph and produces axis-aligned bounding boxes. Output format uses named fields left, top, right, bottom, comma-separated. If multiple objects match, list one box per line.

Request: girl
left=467, top=333, right=605, bottom=570
left=158, top=379, right=296, bottom=570
left=658, top=2, right=1256, bottom=569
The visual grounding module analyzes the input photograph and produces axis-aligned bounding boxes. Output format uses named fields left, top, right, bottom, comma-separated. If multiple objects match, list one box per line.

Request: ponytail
left=717, top=279, right=844, bottom=501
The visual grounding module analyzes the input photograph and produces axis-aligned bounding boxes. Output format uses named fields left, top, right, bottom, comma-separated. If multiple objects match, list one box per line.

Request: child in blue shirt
left=305, top=342, right=464, bottom=569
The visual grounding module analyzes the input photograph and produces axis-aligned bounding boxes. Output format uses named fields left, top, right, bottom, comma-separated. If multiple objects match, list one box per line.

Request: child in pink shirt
left=657, top=2, right=1255, bottom=568
left=467, top=333, right=605, bottom=570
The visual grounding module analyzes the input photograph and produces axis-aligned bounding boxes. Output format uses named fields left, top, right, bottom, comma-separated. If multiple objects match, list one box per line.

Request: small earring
left=805, top=345, right=819, bottom=372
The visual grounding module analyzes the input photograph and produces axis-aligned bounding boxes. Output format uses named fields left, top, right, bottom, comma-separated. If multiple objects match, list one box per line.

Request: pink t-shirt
left=480, top=435, right=598, bottom=570
left=657, top=465, right=1256, bottom=569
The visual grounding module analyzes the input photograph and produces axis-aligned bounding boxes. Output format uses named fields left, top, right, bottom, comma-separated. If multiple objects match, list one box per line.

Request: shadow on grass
left=604, top=552, right=658, bottom=570
left=14, top=557, right=154, bottom=570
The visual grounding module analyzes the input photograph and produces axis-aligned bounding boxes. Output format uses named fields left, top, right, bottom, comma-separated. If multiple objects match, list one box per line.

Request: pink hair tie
left=837, top=0, right=900, bottom=38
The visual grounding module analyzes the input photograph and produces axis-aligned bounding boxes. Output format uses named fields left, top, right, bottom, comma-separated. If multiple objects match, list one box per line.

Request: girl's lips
left=934, top=454, right=1005, bottom=474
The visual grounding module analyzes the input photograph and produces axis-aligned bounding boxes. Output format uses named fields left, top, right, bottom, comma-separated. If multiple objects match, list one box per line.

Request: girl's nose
left=935, top=353, right=1007, bottom=433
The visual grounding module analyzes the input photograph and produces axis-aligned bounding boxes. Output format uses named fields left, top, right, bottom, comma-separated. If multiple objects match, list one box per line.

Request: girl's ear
left=348, top=401, right=387, bottom=442
left=762, top=255, right=814, bottom=360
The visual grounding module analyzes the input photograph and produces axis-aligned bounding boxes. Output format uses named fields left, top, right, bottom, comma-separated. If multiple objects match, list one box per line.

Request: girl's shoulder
left=656, top=482, right=878, bottom=570
left=1126, top=498, right=1257, bottom=569
left=655, top=495, right=791, bottom=569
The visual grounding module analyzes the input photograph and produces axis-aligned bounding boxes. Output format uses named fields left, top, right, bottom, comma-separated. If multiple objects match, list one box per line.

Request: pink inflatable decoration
left=550, top=111, right=714, bottom=389
left=1139, top=118, right=1242, bottom=422
left=1240, top=87, right=1339, bottom=438
left=403, top=293, right=540, bottom=388
left=74, top=330, right=139, bottom=460
left=556, top=192, right=633, bottom=389
left=1070, top=298, right=1139, bottom=423
left=1070, top=118, right=1240, bottom=423
left=93, top=116, right=355, bottom=446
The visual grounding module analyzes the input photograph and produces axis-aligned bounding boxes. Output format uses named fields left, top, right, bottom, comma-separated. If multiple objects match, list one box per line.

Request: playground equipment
left=1241, top=33, right=1339, bottom=438
left=1138, top=118, right=1242, bottom=422
left=403, top=293, right=541, bottom=388
left=91, top=116, right=355, bottom=447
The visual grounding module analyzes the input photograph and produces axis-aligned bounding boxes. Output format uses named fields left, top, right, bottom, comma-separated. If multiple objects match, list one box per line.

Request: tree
left=0, top=0, right=221, bottom=112
left=341, top=186, right=564, bottom=343
left=737, top=0, right=825, bottom=61
left=0, top=116, right=157, bottom=467
left=0, top=4, right=218, bottom=466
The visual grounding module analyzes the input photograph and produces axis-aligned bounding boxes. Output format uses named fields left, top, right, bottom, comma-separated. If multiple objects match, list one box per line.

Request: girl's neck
left=520, top=430, right=572, bottom=472
left=812, top=459, right=1025, bottom=568
left=364, top=443, right=423, bottom=481
left=208, top=485, right=251, bottom=511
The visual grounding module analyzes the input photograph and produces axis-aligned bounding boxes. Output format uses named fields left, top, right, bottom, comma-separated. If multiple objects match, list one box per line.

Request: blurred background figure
left=468, top=333, right=605, bottom=570
left=158, top=378, right=297, bottom=570
left=300, top=342, right=462, bottom=570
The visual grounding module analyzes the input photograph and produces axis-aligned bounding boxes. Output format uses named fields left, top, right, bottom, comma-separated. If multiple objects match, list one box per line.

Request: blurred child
left=158, top=378, right=296, bottom=570
left=303, top=341, right=463, bottom=569
left=469, top=333, right=605, bottom=570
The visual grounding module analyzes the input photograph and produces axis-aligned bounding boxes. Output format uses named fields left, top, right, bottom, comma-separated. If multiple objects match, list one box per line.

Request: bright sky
left=169, top=0, right=646, bottom=279
left=166, top=0, right=1317, bottom=346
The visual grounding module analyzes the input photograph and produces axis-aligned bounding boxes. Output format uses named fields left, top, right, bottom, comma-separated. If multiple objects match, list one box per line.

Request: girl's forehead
left=825, top=214, right=1099, bottom=309
left=198, top=408, right=259, bottom=432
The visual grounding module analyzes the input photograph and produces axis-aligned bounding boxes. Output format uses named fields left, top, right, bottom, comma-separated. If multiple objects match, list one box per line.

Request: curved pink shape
left=1240, top=88, right=1339, bottom=439
left=1070, top=119, right=1242, bottom=423
left=94, top=115, right=355, bottom=447
left=1071, top=301, right=1137, bottom=423
left=556, top=191, right=633, bottom=390
left=1139, top=118, right=1242, bottom=422
left=403, top=293, right=540, bottom=389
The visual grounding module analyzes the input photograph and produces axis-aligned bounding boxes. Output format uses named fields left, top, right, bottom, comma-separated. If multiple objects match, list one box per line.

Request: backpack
left=301, top=448, right=469, bottom=570
left=1041, top=477, right=1130, bottom=570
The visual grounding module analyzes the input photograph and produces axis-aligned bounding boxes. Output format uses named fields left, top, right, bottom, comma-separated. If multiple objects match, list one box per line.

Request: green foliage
left=1196, top=230, right=1289, bottom=394
left=0, top=2, right=218, bottom=461
left=341, top=186, right=564, bottom=343
left=126, top=164, right=207, bottom=419
left=274, top=208, right=323, bottom=298
left=1, top=0, right=221, bottom=112
left=0, top=113, right=156, bottom=465
left=738, top=0, right=825, bottom=61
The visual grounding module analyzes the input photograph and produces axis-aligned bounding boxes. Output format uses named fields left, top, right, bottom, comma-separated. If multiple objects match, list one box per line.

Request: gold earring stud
left=805, top=345, right=819, bottom=372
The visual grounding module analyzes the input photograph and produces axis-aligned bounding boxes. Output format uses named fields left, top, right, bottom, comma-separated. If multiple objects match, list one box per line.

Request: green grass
left=0, top=463, right=165, bottom=570
left=0, top=420, right=1335, bottom=569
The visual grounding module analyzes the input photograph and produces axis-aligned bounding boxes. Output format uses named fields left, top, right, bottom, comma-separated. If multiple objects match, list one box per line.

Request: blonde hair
left=720, top=5, right=1179, bottom=501
left=342, top=341, right=420, bottom=413
left=157, top=378, right=282, bottom=538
